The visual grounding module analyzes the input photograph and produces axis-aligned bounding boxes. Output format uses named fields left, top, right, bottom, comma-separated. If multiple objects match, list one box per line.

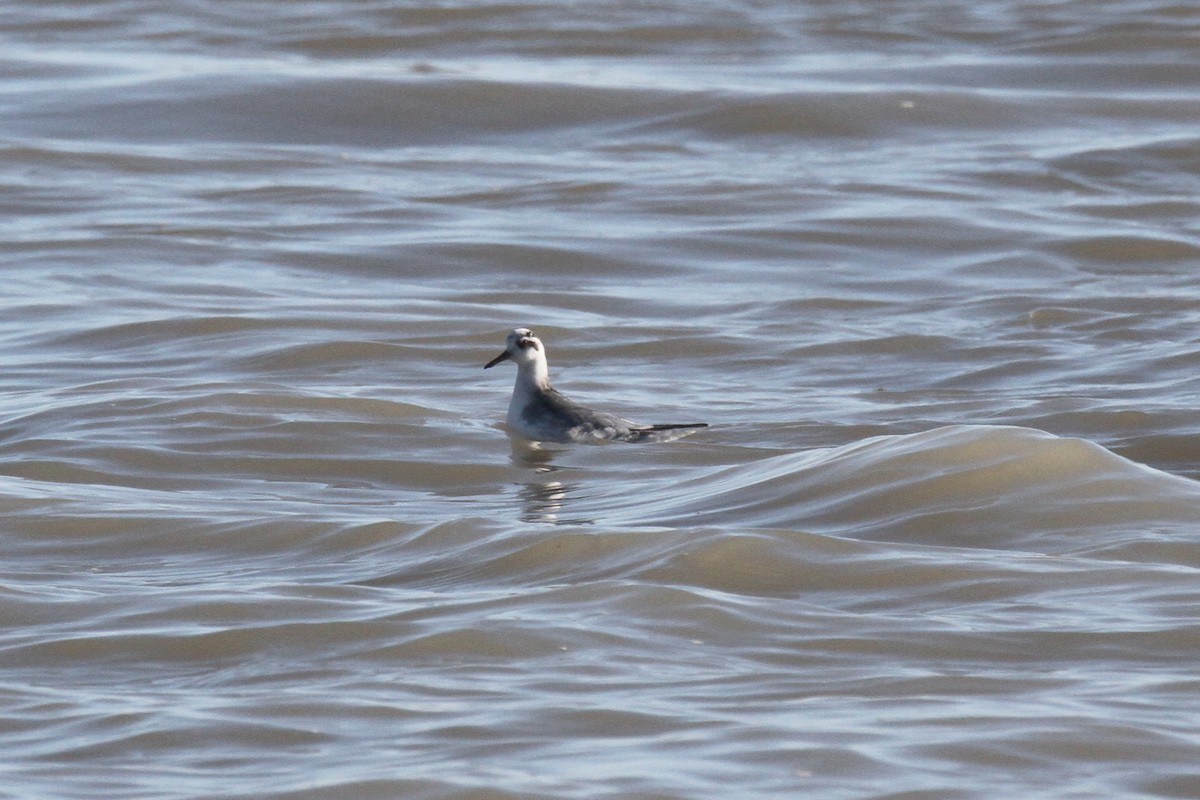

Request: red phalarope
left=484, top=328, right=707, bottom=444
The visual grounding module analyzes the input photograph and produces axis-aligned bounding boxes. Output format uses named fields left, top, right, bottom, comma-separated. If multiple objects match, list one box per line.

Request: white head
left=483, top=327, right=550, bottom=386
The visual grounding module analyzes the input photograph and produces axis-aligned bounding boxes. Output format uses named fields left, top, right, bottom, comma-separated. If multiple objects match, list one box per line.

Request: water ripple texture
left=2, top=2, right=1200, bottom=799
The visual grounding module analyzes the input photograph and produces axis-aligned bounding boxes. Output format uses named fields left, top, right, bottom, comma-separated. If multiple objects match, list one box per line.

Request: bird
left=483, top=328, right=707, bottom=444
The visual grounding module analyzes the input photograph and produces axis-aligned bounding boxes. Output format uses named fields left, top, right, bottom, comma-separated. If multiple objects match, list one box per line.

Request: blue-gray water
left=2, top=2, right=1200, bottom=798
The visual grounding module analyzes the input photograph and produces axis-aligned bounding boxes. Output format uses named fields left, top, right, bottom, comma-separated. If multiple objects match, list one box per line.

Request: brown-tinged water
left=2, top=2, right=1200, bottom=798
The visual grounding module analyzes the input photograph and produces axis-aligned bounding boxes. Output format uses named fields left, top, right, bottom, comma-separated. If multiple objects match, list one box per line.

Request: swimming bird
left=483, top=328, right=707, bottom=444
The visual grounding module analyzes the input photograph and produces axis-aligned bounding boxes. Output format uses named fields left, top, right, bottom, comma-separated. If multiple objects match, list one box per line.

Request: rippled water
left=3, top=2, right=1200, bottom=798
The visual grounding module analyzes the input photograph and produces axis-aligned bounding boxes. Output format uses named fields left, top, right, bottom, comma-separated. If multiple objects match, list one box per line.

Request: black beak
left=483, top=350, right=511, bottom=369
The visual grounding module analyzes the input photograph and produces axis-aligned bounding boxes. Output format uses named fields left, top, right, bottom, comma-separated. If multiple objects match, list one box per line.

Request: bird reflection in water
left=509, top=440, right=593, bottom=525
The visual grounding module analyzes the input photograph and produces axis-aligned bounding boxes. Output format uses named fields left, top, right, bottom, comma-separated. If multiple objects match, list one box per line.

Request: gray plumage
left=484, top=328, right=707, bottom=444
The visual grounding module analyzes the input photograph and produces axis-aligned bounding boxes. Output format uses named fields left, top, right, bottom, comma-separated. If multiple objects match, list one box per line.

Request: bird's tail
left=626, top=423, right=708, bottom=443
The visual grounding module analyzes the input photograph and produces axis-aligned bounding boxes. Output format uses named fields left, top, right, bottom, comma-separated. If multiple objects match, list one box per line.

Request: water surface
left=2, top=2, right=1199, bottom=798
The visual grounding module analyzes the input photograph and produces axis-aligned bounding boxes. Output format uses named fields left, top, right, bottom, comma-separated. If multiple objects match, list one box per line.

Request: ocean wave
left=590, top=425, right=1200, bottom=562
